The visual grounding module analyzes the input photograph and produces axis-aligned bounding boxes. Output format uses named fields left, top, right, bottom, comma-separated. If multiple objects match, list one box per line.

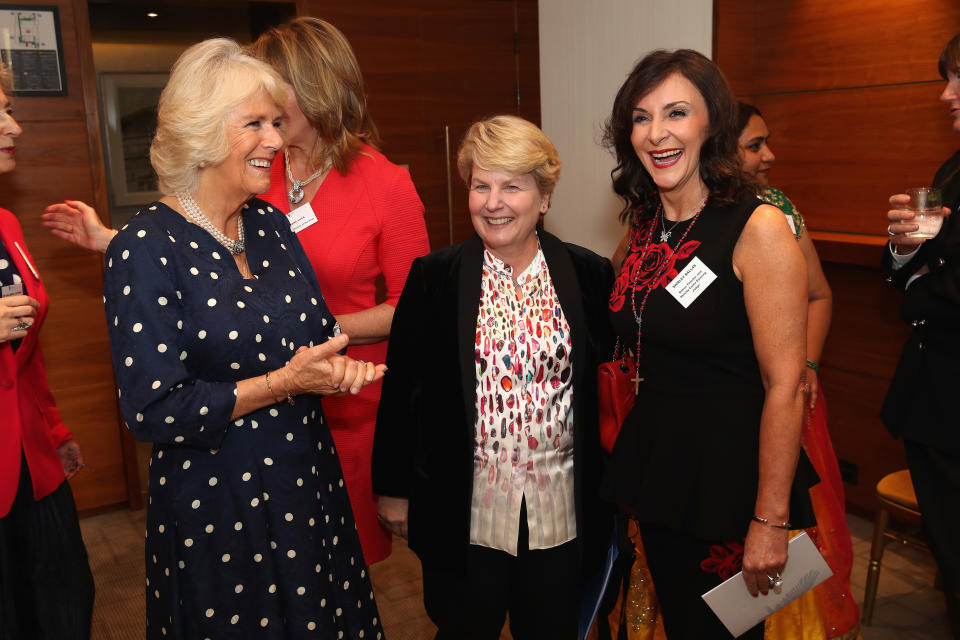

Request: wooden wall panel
left=750, top=83, right=957, bottom=235
left=298, top=0, right=540, bottom=249
left=717, top=0, right=960, bottom=95
left=3, top=0, right=131, bottom=512
left=818, top=262, right=911, bottom=514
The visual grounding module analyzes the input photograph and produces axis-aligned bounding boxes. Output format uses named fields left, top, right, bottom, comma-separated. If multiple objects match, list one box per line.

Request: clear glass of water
left=904, top=187, right=944, bottom=239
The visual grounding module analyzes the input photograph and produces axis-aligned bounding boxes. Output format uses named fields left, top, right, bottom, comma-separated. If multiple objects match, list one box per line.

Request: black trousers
left=422, top=503, right=581, bottom=640
left=640, top=522, right=764, bottom=640
left=905, top=439, right=960, bottom=638
left=0, top=453, right=95, bottom=640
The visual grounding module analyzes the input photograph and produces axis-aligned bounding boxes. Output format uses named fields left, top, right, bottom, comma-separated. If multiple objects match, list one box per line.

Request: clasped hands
left=282, top=333, right=387, bottom=397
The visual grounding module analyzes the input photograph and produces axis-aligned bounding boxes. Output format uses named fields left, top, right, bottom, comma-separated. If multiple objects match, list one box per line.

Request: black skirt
left=0, top=452, right=94, bottom=640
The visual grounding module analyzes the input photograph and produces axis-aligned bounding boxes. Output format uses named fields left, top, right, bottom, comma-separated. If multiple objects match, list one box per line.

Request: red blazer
left=0, top=208, right=72, bottom=518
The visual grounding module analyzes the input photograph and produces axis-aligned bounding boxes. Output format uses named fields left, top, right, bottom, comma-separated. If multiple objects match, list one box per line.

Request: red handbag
left=597, top=356, right=636, bottom=454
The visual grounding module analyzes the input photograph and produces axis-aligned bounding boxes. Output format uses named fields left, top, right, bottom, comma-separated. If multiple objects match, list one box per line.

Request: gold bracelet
left=752, top=515, right=791, bottom=530
left=264, top=370, right=283, bottom=403
left=279, top=368, right=295, bottom=406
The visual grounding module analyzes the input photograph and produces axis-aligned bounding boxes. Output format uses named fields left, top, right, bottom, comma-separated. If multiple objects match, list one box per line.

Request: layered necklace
left=627, top=194, right=708, bottom=392
left=176, top=193, right=245, bottom=256
left=285, top=150, right=331, bottom=205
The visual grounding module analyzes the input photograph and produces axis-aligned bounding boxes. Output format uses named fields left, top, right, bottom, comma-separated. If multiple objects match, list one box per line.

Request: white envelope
left=701, top=532, right=833, bottom=637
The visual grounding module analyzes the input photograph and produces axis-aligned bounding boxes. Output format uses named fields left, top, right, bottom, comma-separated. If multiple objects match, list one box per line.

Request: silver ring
left=767, top=573, right=784, bottom=590
left=357, top=360, right=366, bottom=365
left=11, top=320, right=29, bottom=332
left=887, top=224, right=895, bottom=236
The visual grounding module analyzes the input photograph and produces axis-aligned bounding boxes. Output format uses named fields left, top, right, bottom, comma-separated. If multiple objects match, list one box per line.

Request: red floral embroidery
left=608, top=217, right=702, bottom=312
left=700, top=541, right=745, bottom=580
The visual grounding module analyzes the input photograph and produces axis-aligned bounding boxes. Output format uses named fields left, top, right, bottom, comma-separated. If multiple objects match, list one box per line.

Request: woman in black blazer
left=372, top=115, right=614, bottom=640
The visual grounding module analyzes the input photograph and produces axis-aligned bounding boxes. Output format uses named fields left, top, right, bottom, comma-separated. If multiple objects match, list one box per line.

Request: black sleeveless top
left=602, top=192, right=818, bottom=541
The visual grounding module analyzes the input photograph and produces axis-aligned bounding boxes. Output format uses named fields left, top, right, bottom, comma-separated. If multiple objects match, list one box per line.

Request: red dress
left=261, top=145, right=429, bottom=563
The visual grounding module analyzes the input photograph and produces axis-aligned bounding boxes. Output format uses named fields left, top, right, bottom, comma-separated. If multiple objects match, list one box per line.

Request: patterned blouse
left=471, top=242, right=576, bottom=555
left=761, top=186, right=805, bottom=240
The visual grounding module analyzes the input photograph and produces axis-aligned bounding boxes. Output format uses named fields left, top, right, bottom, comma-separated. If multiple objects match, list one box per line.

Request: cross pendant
left=632, top=372, right=644, bottom=395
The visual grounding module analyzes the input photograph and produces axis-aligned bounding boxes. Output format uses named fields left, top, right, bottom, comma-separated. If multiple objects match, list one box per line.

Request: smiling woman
left=373, top=115, right=614, bottom=639
left=99, top=39, right=386, bottom=639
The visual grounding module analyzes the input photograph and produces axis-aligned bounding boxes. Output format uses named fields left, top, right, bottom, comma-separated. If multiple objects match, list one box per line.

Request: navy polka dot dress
left=103, top=199, right=383, bottom=639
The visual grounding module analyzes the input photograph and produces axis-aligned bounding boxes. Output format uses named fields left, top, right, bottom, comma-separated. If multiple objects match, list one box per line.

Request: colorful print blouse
left=761, top=186, right=804, bottom=240
left=471, top=243, right=576, bottom=555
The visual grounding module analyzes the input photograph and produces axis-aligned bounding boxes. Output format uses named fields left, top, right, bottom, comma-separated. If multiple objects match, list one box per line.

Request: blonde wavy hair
left=457, top=115, right=561, bottom=197
left=150, top=38, right=286, bottom=195
left=248, top=17, right=379, bottom=174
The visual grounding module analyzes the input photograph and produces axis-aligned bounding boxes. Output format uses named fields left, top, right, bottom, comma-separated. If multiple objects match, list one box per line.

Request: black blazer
left=372, top=229, right=615, bottom=575
left=881, top=150, right=960, bottom=453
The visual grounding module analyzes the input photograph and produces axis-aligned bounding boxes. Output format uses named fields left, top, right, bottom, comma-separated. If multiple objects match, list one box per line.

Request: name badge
left=286, top=202, right=319, bottom=234
left=665, top=256, right=716, bottom=308
left=1, top=283, right=23, bottom=297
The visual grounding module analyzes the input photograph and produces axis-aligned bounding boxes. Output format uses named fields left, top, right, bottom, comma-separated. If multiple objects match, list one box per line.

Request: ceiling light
left=147, top=12, right=158, bottom=18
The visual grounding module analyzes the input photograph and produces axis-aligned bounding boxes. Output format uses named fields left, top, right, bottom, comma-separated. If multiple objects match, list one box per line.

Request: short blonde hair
left=150, top=38, right=286, bottom=195
left=248, top=17, right=379, bottom=174
left=457, top=115, right=561, bottom=196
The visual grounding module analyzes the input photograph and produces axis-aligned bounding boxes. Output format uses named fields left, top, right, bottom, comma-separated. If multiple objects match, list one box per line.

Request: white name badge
left=1, top=283, right=23, bottom=297
left=286, top=202, right=319, bottom=234
left=665, top=256, right=716, bottom=308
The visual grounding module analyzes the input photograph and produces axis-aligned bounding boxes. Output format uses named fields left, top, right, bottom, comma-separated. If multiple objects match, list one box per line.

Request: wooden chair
left=862, top=469, right=932, bottom=625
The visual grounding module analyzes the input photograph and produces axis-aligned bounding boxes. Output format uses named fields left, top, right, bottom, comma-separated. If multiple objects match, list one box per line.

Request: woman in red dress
left=43, top=18, right=429, bottom=566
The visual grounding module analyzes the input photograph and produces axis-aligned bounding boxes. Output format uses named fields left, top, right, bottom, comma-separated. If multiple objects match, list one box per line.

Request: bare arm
left=335, top=303, right=395, bottom=345
left=733, top=204, right=807, bottom=597
left=797, top=229, right=832, bottom=406
left=42, top=200, right=117, bottom=254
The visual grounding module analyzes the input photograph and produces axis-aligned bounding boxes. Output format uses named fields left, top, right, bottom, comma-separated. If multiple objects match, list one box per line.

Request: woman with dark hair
left=601, top=49, right=818, bottom=639
left=883, top=32, right=960, bottom=637
left=737, top=101, right=860, bottom=640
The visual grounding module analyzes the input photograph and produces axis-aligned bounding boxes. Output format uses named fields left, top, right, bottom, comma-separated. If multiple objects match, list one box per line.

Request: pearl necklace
left=627, top=196, right=708, bottom=392
left=285, top=150, right=331, bottom=205
left=176, top=192, right=245, bottom=256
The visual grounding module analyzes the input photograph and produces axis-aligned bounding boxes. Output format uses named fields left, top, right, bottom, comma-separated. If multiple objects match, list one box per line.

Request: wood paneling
left=717, top=0, right=960, bottom=96
left=749, top=84, right=957, bottom=235
left=298, top=0, right=540, bottom=249
left=3, top=0, right=131, bottom=512
left=818, top=262, right=911, bottom=514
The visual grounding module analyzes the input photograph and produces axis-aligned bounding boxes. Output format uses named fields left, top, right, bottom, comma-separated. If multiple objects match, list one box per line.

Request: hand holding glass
left=904, top=187, right=944, bottom=239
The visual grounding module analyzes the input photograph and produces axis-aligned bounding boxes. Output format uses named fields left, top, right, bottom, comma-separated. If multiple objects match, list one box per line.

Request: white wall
left=538, top=0, right=713, bottom=258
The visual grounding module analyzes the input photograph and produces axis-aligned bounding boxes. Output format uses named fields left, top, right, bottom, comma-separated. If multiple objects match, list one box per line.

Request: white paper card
left=701, top=532, right=833, bottom=638
left=286, top=202, right=319, bottom=234
left=665, top=256, right=716, bottom=308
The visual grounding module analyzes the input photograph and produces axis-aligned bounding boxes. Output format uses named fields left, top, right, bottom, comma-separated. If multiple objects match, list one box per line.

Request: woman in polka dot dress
left=102, top=39, right=385, bottom=639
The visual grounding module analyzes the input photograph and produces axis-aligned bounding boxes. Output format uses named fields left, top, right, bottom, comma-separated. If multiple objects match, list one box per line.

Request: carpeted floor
left=79, top=508, right=949, bottom=639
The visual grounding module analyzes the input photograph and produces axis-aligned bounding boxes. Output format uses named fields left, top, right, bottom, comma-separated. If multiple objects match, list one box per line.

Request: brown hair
left=248, top=17, right=379, bottom=173
left=457, top=115, right=561, bottom=198
left=736, top=101, right=763, bottom=136
left=938, top=33, right=960, bottom=79
left=602, top=49, right=749, bottom=224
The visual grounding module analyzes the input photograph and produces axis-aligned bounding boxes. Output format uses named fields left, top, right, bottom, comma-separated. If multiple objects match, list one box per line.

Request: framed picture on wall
left=99, top=73, right=167, bottom=207
left=0, top=4, right=67, bottom=96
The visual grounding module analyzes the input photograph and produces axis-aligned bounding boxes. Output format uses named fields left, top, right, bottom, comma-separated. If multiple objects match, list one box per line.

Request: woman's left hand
left=741, top=519, right=789, bottom=597
left=57, top=439, right=84, bottom=480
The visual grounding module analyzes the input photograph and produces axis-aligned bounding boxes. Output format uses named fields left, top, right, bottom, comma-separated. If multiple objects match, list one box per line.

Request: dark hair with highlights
left=736, top=101, right=762, bottom=136
left=603, top=49, right=749, bottom=225
left=938, top=33, right=960, bottom=79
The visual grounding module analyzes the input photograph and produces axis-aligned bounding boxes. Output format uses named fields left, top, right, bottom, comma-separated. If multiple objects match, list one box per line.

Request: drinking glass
left=904, top=187, right=944, bottom=239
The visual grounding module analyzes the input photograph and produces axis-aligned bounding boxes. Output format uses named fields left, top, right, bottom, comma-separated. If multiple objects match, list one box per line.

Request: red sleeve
left=378, top=166, right=430, bottom=307
left=33, top=340, right=72, bottom=447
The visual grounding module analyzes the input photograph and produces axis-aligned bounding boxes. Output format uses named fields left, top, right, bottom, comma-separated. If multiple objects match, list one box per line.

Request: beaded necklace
left=176, top=193, right=246, bottom=255
left=627, top=196, right=708, bottom=393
